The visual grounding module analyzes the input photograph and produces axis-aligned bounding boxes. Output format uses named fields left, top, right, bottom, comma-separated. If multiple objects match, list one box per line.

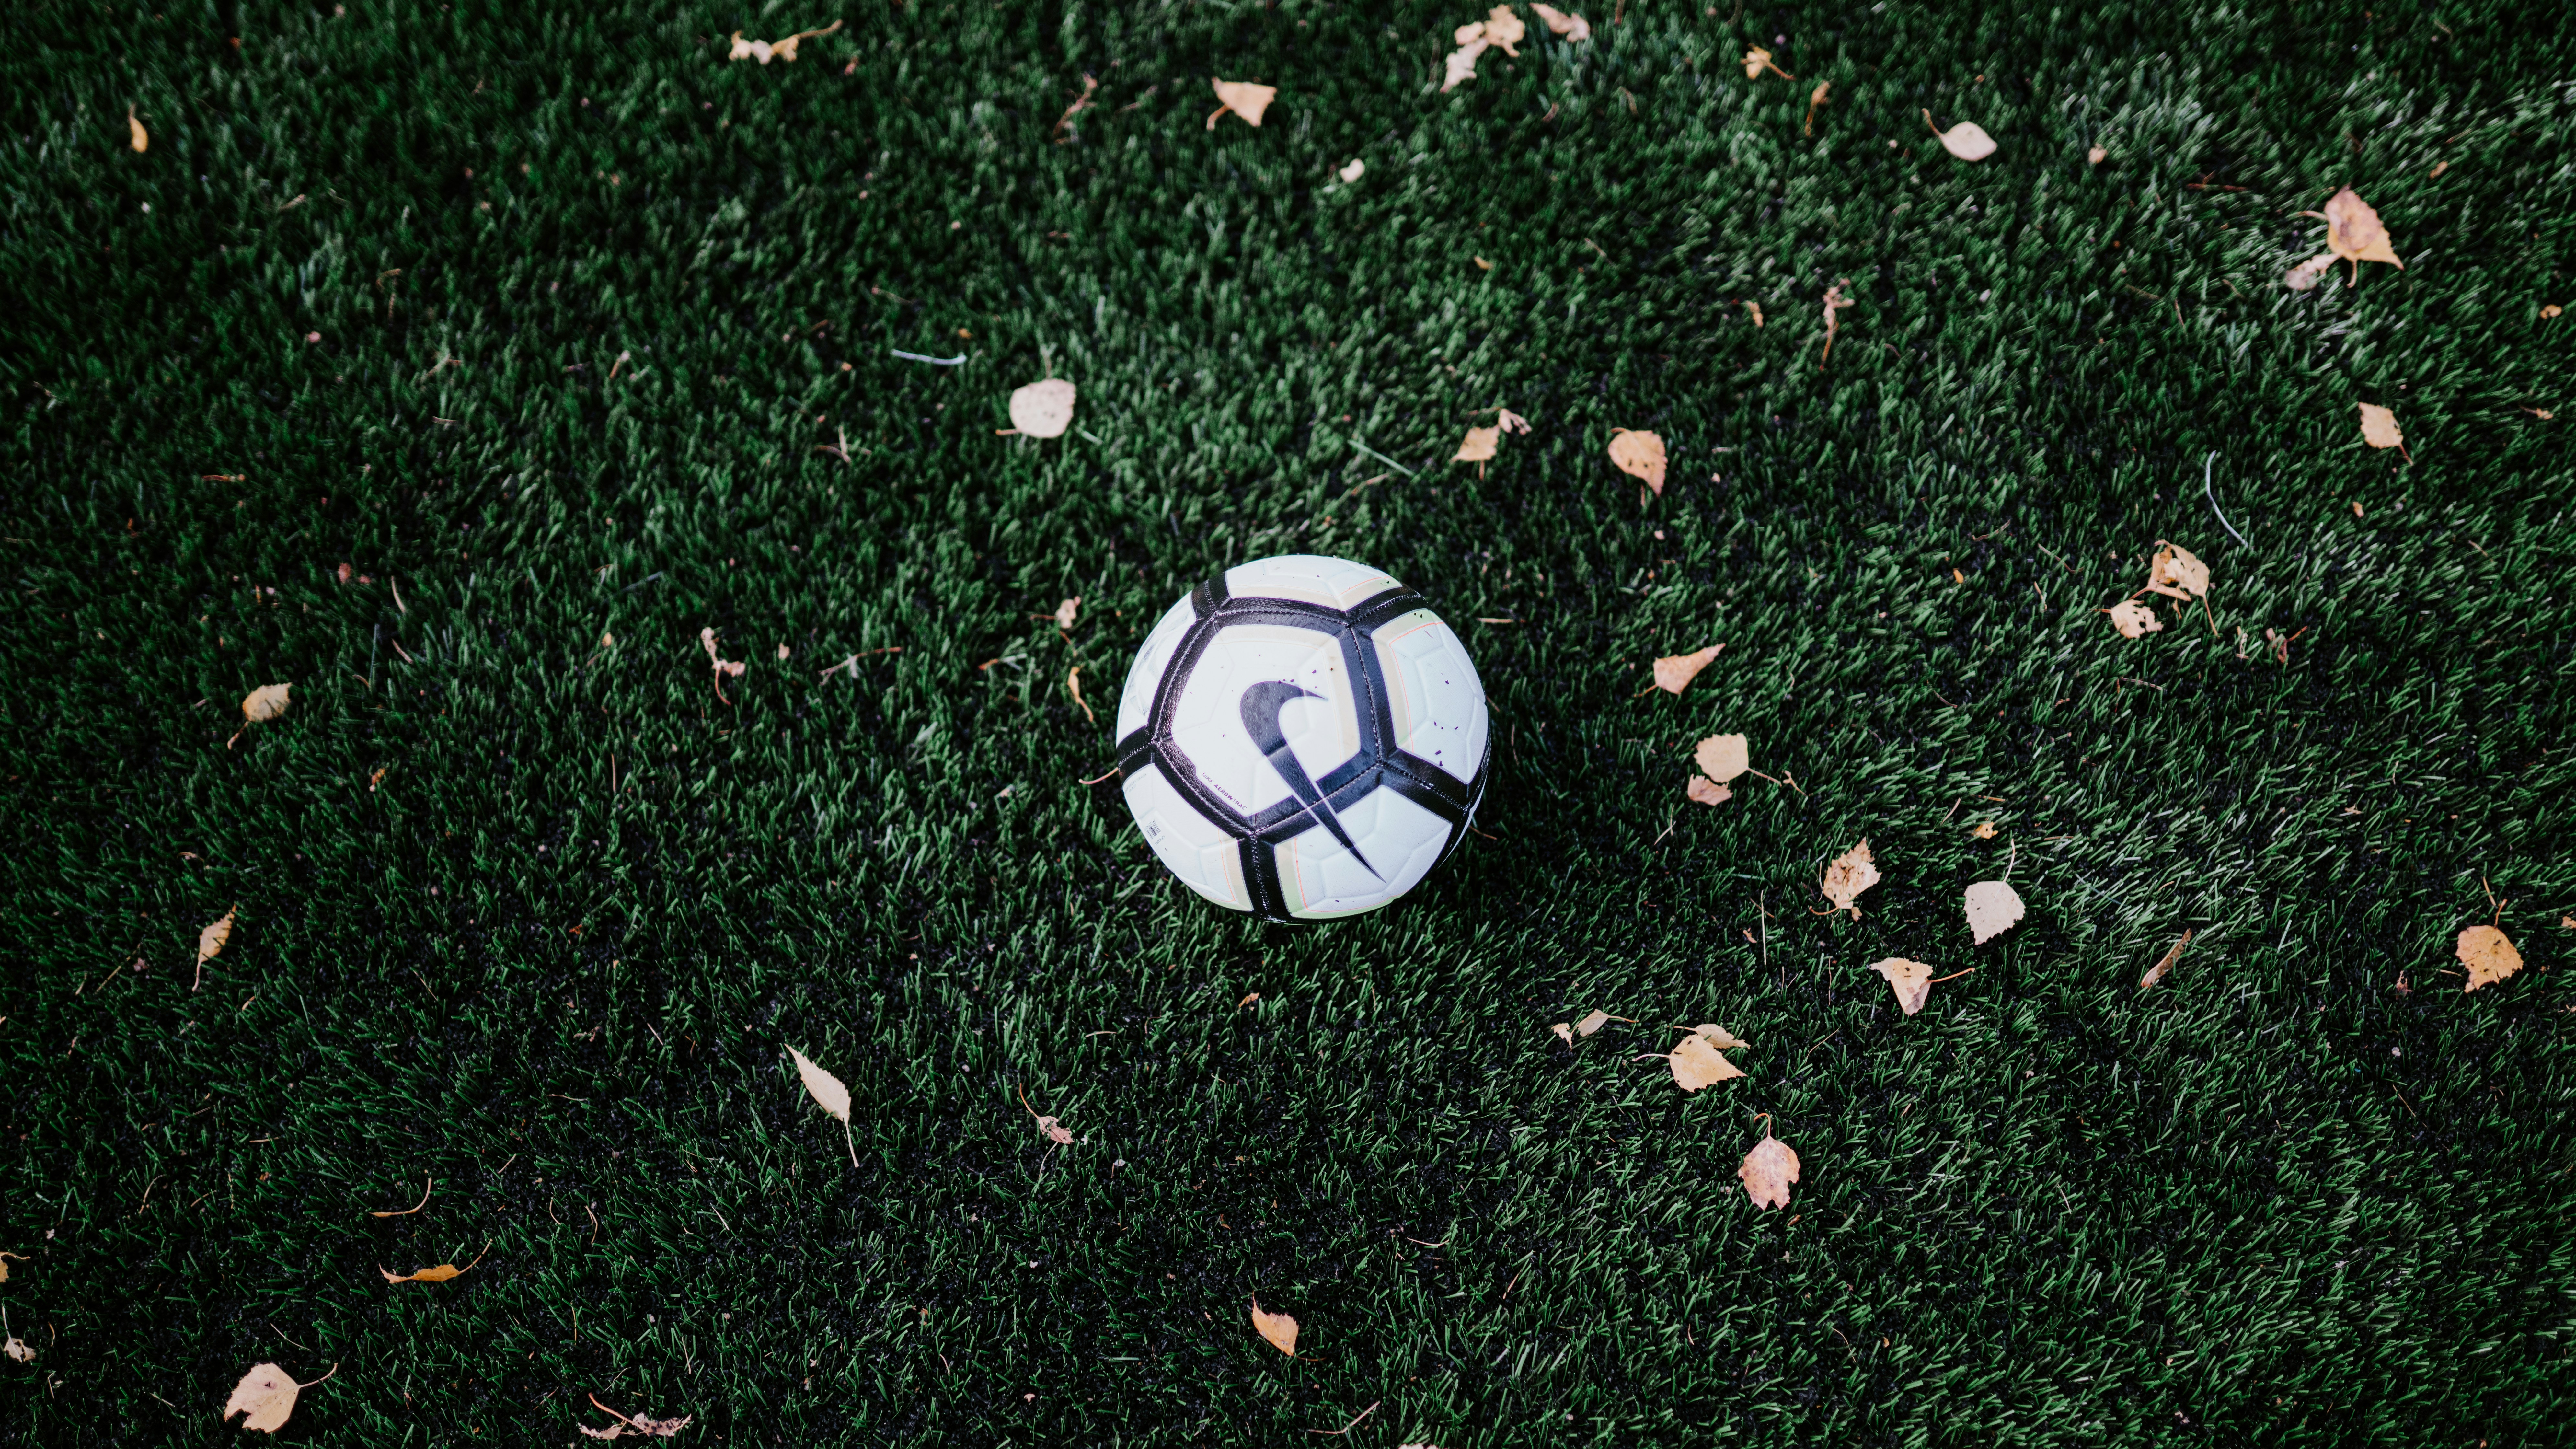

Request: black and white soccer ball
left=1114, top=554, right=1490, bottom=922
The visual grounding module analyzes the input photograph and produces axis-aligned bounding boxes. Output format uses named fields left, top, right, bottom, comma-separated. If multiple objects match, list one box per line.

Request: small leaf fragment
left=1607, top=429, right=1667, bottom=493
left=1738, top=1136, right=1800, bottom=1209
left=2285, top=253, right=2336, bottom=291
left=128, top=105, right=148, bottom=153
left=1924, top=110, right=1997, bottom=161
left=1693, top=733, right=1749, bottom=784
left=1052, top=597, right=1080, bottom=631
left=1250, top=1297, right=1299, bottom=1356
left=1442, top=35, right=1490, bottom=92
left=197, top=908, right=236, bottom=968
left=1479, top=5, right=1526, bottom=55
left=2456, top=925, right=2522, bottom=992
left=1550, top=1022, right=1573, bottom=1044
left=789, top=1047, right=851, bottom=1123
left=1034, top=1115, right=1075, bottom=1145
left=1453, top=426, right=1500, bottom=463
left=1964, top=879, right=2026, bottom=945
left=1668, top=1034, right=1744, bottom=1092
left=1209, top=78, right=1277, bottom=128
left=380, top=1241, right=488, bottom=1285
left=1868, top=957, right=1933, bottom=1016
left=1, top=1334, right=28, bottom=1364
left=2105, top=599, right=2162, bottom=638
left=1686, top=776, right=1733, bottom=806
left=1819, top=840, right=1879, bottom=919
left=1495, top=408, right=1532, bottom=435
left=1651, top=645, right=1720, bottom=694
left=2087, top=145, right=2106, bottom=165
left=1338, top=158, right=1365, bottom=183
left=1531, top=3, right=1590, bottom=40
left=221, top=1363, right=302, bottom=1434
left=1741, top=46, right=1792, bottom=80
left=242, top=684, right=293, bottom=722
left=1008, top=378, right=1076, bottom=439
left=2140, top=929, right=2192, bottom=990
left=0, top=1250, right=24, bottom=1283
left=2148, top=541, right=2210, bottom=600
left=2359, top=403, right=2406, bottom=455
left=1573, top=1009, right=1609, bottom=1037
left=1970, top=821, right=1998, bottom=839
left=2322, top=187, right=2402, bottom=269
left=1692, top=1023, right=1748, bottom=1048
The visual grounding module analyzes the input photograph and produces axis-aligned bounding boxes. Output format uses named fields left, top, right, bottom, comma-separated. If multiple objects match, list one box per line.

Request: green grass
left=6, top=0, right=2575, bottom=1443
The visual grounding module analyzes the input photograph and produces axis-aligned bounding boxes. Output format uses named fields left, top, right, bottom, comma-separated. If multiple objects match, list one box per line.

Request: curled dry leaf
left=2, top=1333, right=28, bottom=1364
left=2105, top=599, right=2161, bottom=638
left=1008, top=378, right=1076, bottom=439
left=1338, top=157, right=1366, bottom=182
left=1694, top=733, right=1750, bottom=784
left=2140, top=929, right=2191, bottom=990
left=1693, top=1023, right=1749, bottom=1048
left=1608, top=429, right=1667, bottom=493
left=1964, top=879, right=2026, bottom=945
left=242, top=684, right=293, bottom=722
left=1924, top=110, right=1997, bottom=161
left=1970, top=821, right=1998, bottom=839
left=2322, top=187, right=2402, bottom=271
left=727, top=19, right=841, bottom=64
left=2285, top=253, right=2337, bottom=291
left=1034, top=1115, right=1075, bottom=1145
left=1668, top=1034, right=1744, bottom=1092
left=1550, top=1022, right=1573, bottom=1044
left=1495, top=407, right=1532, bottom=435
left=1820, top=280, right=1855, bottom=363
left=380, top=1242, right=489, bottom=1284
left=0, top=1250, right=25, bottom=1283
left=1250, top=1297, right=1299, bottom=1356
left=2147, top=541, right=2209, bottom=600
left=1053, top=597, right=1080, bottom=631
left=1573, top=1009, right=1610, bottom=1037
left=2456, top=925, right=2522, bottom=991
left=1209, top=78, right=1277, bottom=128
left=2087, top=145, right=2107, bottom=165
left=580, top=1407, right=695, bottom=1440
left=1686, top=775, right=1733, bottom=806
left=2359, top=403, right=2408, bottom=459
left=198, top=908, right=237, bottom=968
left=1741, top=46, right=1792, bottom=80
left=1651, top=645, right=1719, bottom=693
left=1531, top=3, right=1590, bottom=41
left=1442, top=35, right=1490, bottom=91
left=221, top=1363, right=305, bottom=1434
left=1819, top=840, right=1880, bottom=919
left=1453, top=426, right=1499, bottom=463
left=1869, top=957, right=1933, bottom=1016
left=128, top=105, right=148, bottom=153
left=1738, top=1136, right=1800, bottom=1209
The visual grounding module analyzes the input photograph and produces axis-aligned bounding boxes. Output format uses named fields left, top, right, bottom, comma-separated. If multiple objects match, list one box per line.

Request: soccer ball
left=1114, top=554, right=1490, bottom=922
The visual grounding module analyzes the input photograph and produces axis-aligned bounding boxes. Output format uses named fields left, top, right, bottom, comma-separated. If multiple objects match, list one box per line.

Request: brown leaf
left=581, top=1396, right=695, bottom=1439
left=1209, top=78, right=1277, bottom=128
left=2284, top=253, right=2336, bottom=291
left=2456, top=925, right=2523, bottom=992
left=1693, top=733, right=1750, bottom=784
left=1668, top=1034, right=1744, bottom=1091
left=1818, top=840, right=1880, bottom=919
left=1692, top=1023, right=1749, bottom=1048
left=1964, top=879, right=2025, bottom=945
left=1868, top=957, right=1933, bottom=1016
left=2105, top=599, right=2161, bottom=638
left=1495, top=407, right=1532, bottom=435
left=2358, top=403, right=2406, bottom=456
left=1, top=1334, right=28, bottom=1364
left=2148, top=541, right=2209, bottom=600
left=128, top=105, right=148, bottom=153
left=380, top=1242, right=488, bottom=1284
left=1480, top=5, right=1526, bottom=55
left=1035, top=1115, right=1075, bottom=1145
left=0, top=1250, right=24, bottom=1283
left=1685, top=776, right=1733, bottom=806
left=1453, top=426, right=1500, bottom=463
left=1821, top=280, right=1855, bottom=362
left=1737, top=1136, right=1800, bottom=1209
left=789, top=1047, right=851, bottom=1123
left=1052, top=597, right=1080, bottom=631
left=2087, top=145, right=2107, bottom=165
left=197, top=908, right=236, bottom=968
left=1741, top=46, right=1792, bottom=80
left=221, top=1363, right=304, bottom=1434
left=1969, top=821, right=1998, bottom=839
left=1744, top=300, right=1765, bottom=327
left=2322, top=187, right=2402, bottom=270
left=1549, top=1022, right=1573, bottom=1044
left=1250, top=1297, right=1299, bottom=1356
left=1573, top=1009, right=1610, bottom=1037
left=1607, top=429, right=1667, bottom=493
left=2140, top=929, right=2191, bottom=990
left=1008, top=379, right=1077, bottom=439
left=2542, top=305, right=2563, bottom=320
left=1923, top=110, right=1996, bottom=161
left=1651, top=644, right=1720, bottom=693
left=242, top=683, right=293, bottom=722
left=1531, top=3, right=1590, bottom=41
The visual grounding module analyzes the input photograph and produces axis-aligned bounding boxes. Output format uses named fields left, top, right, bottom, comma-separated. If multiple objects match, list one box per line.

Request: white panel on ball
left=1167, top=623, right=1359, bottom=817
left=1369, top=609, right=1489, bottom=787
left=1114, top=593, right=1199, bottom=738
left=1222, top=555, right=1399, bottom=611
left=1121, top=761, right=1253, bottom=911
left=1272, top=785, right=1453, bottom=918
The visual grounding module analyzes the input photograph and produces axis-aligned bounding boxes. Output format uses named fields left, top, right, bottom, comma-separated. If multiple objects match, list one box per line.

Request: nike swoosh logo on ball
left=1237, top=680, right=1378, bottom=878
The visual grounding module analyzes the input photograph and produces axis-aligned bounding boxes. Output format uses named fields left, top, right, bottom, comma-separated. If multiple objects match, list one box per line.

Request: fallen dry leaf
left=1742, top=46, right=1792, bottom=80
left=2284, top=253, right=2337, bottom=291
left=1008, top=379, right=1077, bottom=439
left=1608, top=428, right=1667, bottom=493
left=1924, top=110, right=1997, bottom=161
left=2359, top=402, right=2409, bottom=460
left=1209, top=78, right=1277, bottom=128
left=1669, top=1034, right=1744, bottom=1091
left=1686, top=776, right=1734, bottom=806
left=1338, top=158, right=1365, bottom=182
left=2543, top=305, right=2563, bottom=320
left=128, top=105, right=147, bottom=153
left=1970, top=821, right=1998, bottom=840
left=1035, top=1115, right=1075, bottom=1146
left=1496, top=407, right=1532, bottom=435
left=1453, top=426, right=1499, bottom=464
left=1480, top=5, right=1526, bottom=54
left=1442, top=35, right=1490, bottom=91
left=1573, top=1009, right=1610, bottom=1037
left=699, top=627, right=748, bottom=701
left=1651, top=645, right=1720, bottom=693
left=1869, top=957, right=1933, bottom=1016
left=1531, top=3, right=1590, bottom=40
left=1694, top=733, right=1750, bottom=784
left=1964, top=879, right=2026, bottom=945
left=2148, top=542, right=2209, bottom=600
left=1819, top=840, right=1880, bottom=919
left=2140, top=929, right=2191, bottom=990
left=2456, top=925, right=2522, bottom=992
left=727, top=19, right=841, bottom=64
left=1, top=1333, right=28, bottom=1364
left=221, top=1362, right=319, bottom=1434
left=1053, top=597, right=1080, bottom=631
left=242, top=683, right=292, bottom=722
left=1693, top=1023, right=1749, bottom=1048
left=2106, top=599, right=2162, bottom=638
left=2087, top=145, right=2107, bottom=165
left=579, top=1395, right=695, bottom=1441
left=790, top=1046, right=860, bottom=1165
left=1744, top=300, right=1765, bottom=327
left=380, top=1242, right=489, bottom=1284
left=1738, top=1135, right=1799, bottom=1209
left=2321, top=186, right=2402, bottom=274
left=0, top=1250, right=24, bottom=1283
left=197, top=908, right=236, bottom=970
left=1550, top=1022, right=1573, bottom=1044
left=1820, top=279, right=1855, bottom=363
left=1250, top=1297, right=1299, bottom=1356
left=1804, top=80, right=1831, bottom=136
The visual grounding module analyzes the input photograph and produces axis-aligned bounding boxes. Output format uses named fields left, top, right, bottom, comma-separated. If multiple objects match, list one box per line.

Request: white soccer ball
left=1115, top=554, right=1490, bottom=922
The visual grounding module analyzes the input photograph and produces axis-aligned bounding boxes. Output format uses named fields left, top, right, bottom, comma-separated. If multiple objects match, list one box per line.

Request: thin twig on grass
left=1306, top=1402, right=1381, bottom=1436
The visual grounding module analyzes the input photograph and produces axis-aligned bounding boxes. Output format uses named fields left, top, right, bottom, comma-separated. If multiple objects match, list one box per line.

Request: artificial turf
left=6, top=0, right=2575, bottom=1443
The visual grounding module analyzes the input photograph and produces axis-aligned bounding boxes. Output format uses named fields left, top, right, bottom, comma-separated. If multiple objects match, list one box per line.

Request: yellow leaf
left=221, top=1363, right=304, bottom=1434
left=1737, top=1136, right=1799, bottom=1209
left=1573, top=1009, right=1609, bottom=1037
left=242, top=683, right=292, bottom=722
left=1249, top=1297, right=1298, bottom=1356
left=1651, top=644, right=1719, bottom=693
left=1970, top=821, right=1998, bottom=839
left=1741, top=46, right=1791, bottom=80
left=0, top=1250, right=25, bottom=1283
left=128, top=105, right=148, bottom=153
left=2105, top=599, right=2161, bottom=638
left=1923, top=110, right=1996, bottom=161
left=1669, top=1034, right=1743, bottom=1091
left=1209, top=78, right=1277, bottom=128
left=2140, top=929, right=2191, bottom=990
left=2148, top=541, right=2209, bottom=599
left=789, top=1047, right=850, bottom=1122
left=1964, top=879, right=2025, bottom=945
left=2456, top=925, right=2522, bottom=992
left=1608, top=429, right=1667, bottom=493
left=1549, top=1022, right=1573, bottom=1044
left=1531, top=4, right=1590, bottom=41
left=1692, top=1023, right=1749, bottom=1048
left=1869, top=957, right=1933, bottom=1016
left=1693, top=733, right=1749, bottom=783
left=2322, top=187, right=2402, bottom=269
left=1453, top=426, right=1500, bottom=463
left=380, top=1242, right=488, bottom=1284
left=1819, top=840, right=1879, bottom=919
left=1008, top=379, right=1076, bottom=439
left=2359, top=402, right=2406, bottom=454
left=197, top=908, right=236, bottom=966
left=1685, top=775, right=1733, bottom=806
